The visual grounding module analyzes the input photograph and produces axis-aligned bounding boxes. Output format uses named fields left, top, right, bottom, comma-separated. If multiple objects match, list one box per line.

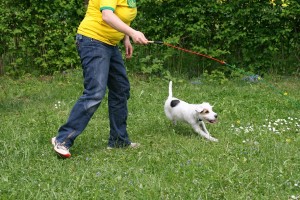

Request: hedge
left=0, top=0, right=299, bottom=77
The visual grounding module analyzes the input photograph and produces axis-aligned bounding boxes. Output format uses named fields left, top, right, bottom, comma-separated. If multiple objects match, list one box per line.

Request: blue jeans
left=56, top=34, right=131, bottom=148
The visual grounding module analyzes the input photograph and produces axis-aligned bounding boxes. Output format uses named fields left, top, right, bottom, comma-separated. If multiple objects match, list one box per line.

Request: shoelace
left=56, top=143, right=69, bottom=151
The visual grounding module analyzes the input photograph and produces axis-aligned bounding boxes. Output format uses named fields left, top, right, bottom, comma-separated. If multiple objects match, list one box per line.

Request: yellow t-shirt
left=77, top=0, right=137, bottom=46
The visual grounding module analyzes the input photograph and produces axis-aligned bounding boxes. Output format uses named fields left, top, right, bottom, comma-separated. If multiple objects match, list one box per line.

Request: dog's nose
left=215, top=114, right=218, bottom=118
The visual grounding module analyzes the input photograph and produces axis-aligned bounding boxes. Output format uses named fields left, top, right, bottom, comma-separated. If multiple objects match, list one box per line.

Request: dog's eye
left=201, top=109, right=209, bottom=114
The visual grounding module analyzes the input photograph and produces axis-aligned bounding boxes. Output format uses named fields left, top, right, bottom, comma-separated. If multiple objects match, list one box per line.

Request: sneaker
left=129, top=143, right=140, bottom=148
left=106, top=146, right=114, bottom=150
left=51, top=137, right=71, bottom=158
left=106, top=142, right=140, bottom=150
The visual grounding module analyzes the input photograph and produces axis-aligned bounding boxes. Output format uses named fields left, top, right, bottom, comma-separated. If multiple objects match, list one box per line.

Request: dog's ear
left=195, top=108, right=203, bottom=113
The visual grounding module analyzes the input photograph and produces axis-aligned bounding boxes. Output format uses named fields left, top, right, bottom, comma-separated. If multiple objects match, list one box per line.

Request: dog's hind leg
left=192, top=123, right=218, bottom=142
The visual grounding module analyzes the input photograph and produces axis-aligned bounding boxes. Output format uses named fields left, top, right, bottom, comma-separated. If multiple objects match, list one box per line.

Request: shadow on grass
left=167, top=123, right=199, bottom=137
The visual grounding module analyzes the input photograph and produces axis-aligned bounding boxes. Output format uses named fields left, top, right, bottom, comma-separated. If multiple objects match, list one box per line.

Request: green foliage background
left=0, top=0, right=299, bottom=76
left=0, top=0, right=85, bottom=76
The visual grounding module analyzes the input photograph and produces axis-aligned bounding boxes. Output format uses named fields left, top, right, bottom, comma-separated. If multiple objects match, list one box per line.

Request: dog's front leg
left=199, top=121, right=210, bottom=135
left=192, top=123, right=218, bottom=142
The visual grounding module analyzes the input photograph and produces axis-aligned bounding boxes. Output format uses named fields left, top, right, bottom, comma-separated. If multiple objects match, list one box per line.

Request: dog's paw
left=208, top=137, right=218, bottom=142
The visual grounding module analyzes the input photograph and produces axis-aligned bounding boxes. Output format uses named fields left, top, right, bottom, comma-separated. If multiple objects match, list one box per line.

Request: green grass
left=0, top=70, right=299, bottom=200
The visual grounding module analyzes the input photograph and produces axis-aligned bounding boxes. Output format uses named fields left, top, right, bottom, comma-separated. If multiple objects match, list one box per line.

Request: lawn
left=0, top=70, right=299, bottom=199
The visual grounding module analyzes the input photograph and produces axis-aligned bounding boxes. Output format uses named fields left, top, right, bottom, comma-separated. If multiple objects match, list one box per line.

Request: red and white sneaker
left=51, top=137, right=71, bottom=158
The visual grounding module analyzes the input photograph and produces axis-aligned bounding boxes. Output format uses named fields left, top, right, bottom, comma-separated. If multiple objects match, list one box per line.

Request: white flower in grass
left=54, top=101, right=62, bottom=109
left=233, top=116, right=299, bottom=136
left=290, top=195, right=300, bottom=200
left=244, top=126, right=254, bottom=133
left=242, top=139, right=250, bottom=143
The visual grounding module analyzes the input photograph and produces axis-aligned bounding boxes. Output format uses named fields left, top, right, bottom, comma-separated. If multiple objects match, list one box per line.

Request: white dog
left=164, top=81, right=218, bottom=142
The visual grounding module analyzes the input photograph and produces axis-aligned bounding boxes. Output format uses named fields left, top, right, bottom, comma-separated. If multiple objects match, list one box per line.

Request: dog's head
left=195, top=102, right=218, bottom=123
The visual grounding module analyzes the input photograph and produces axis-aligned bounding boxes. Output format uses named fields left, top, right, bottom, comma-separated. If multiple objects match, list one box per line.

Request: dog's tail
left=168, top=81, right=173, bottom=98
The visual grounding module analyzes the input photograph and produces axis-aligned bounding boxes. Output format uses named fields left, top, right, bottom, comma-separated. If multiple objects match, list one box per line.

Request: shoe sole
left=51, top=137, right=71, bottom=158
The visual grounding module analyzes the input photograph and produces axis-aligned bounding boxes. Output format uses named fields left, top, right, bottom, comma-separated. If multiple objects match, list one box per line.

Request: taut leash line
left=148, top=41, right=226, bottom=65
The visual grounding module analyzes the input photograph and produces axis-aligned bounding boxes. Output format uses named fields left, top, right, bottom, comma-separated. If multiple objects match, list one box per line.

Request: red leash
left=148, top=41, right=227, bottom=65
